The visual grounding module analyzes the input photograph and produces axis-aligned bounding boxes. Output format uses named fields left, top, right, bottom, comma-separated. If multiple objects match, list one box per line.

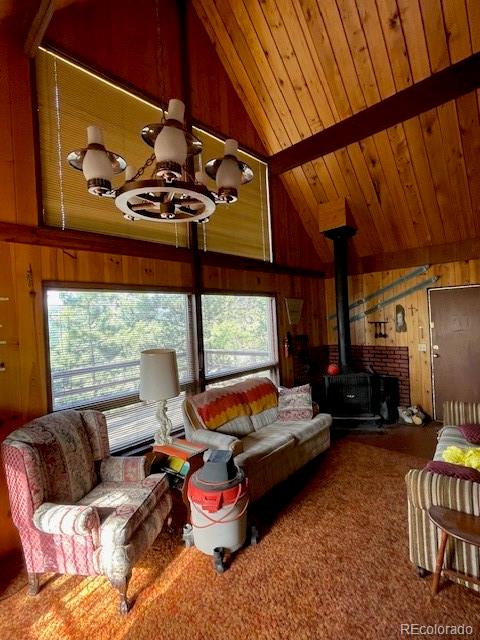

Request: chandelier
left=67, top=98, right=253, bottom=223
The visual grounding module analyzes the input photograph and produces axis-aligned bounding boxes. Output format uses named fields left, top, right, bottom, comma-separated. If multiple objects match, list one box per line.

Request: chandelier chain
left=129, top=154, right=156, bottom=182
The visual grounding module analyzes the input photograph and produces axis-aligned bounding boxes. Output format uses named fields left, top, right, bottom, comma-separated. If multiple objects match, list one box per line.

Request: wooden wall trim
left=269, top=52, right=480, bottom=176
left=0, top=221, right=193, bottom=262
left=0, top=221, right=325, bottom=279
left=348, top=237, right=480, bottom=275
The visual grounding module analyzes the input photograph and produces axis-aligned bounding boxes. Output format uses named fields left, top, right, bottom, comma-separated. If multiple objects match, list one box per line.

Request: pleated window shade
left=36, top=49, right=188, bottom=248
left=195, top=127, right=271, bottom=261
left=46, top=289, right=196, bottom=452
left=36, top=48, right=271, bottom=261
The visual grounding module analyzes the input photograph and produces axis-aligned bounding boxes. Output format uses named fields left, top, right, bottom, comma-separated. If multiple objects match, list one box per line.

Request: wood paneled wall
left=324, top=259, right=480, bottom=417
left=46, top=0, right=265, bottom=156
left=0, top=240, right=324, bottom=556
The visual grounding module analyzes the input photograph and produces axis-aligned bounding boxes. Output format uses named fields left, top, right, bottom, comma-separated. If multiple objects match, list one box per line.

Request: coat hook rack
left=368, top=320, right=389, bottom=338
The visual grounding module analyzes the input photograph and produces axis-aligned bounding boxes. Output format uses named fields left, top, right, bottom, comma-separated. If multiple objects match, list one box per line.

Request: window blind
left=195, top=127, right=272, bottom=262
left=36, top=48, right=188, bottom=248
left=46, top=288, right=196, bottom=450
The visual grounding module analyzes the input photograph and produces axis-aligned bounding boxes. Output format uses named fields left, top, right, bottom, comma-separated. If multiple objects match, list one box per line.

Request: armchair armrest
left=33, top=503, right=100, bottom=536
left=100, top=455, right=150, bottom=482
left=187, top=429, right=243, bottom=456
left=405, top=469, right=480, bottom=513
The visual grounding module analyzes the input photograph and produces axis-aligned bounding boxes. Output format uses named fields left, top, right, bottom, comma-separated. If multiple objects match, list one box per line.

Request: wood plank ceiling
left=194, top=0, right=480, bottom=263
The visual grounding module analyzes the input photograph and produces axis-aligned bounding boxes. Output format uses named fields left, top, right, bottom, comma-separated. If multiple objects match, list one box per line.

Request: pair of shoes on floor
left=399, top=405, right=426, bottom=425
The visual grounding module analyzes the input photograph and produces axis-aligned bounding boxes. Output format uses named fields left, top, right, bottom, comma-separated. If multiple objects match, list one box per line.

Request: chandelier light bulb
left=154, top=98, right=188, bottom=171
left=216, top=138, right=242, bottom=193
left=82, top=125, right=114, bottom=192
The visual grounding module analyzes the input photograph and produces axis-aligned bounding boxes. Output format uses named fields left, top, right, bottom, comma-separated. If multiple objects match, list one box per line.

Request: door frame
left=428, top=284, right=480, bottom=419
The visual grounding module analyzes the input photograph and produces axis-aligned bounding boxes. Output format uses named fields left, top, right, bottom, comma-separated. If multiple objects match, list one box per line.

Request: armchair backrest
left=443, top=400, right=480, bottom=426
left=2, top=410, right=109, bottom=527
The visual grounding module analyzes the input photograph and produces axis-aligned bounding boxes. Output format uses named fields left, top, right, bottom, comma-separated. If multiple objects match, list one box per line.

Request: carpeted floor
left=0, top=440, right=478, bottom=640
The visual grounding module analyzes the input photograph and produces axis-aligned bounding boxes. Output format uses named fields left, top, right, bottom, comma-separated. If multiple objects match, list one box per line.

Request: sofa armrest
left=186, top=429, right=243, bottom=455
left=33, top=503, right=100, bottom=536
left=405, top=468, right=480, bottom=513
left=100, top=455, right=149, bottom=482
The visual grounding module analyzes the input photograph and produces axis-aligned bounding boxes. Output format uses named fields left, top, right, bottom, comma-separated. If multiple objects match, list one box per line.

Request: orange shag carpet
left=0, top=440, right=478, bottom=640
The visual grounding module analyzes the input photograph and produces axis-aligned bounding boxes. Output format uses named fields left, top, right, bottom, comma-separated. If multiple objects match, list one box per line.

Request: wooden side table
left=428, top=505, right=480, bottom=595
left=147, top=438, right=208, bottom=525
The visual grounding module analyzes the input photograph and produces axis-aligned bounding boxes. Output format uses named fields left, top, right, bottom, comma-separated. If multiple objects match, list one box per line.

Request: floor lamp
left=139, top=348, right=180, bottom=444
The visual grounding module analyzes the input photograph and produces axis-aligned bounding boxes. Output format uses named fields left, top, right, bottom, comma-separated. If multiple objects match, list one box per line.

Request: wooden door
left=429, top=286, right=480, bottom=420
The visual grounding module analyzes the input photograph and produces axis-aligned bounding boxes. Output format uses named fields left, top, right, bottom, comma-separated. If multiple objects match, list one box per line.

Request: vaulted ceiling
left=194, top=0, right=480, bottom=263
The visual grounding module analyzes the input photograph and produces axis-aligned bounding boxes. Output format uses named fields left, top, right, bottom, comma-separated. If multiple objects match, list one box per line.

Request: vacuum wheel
left=250, top=524, right=260, bottom=545
left=213, top=547, right=225, bottom=574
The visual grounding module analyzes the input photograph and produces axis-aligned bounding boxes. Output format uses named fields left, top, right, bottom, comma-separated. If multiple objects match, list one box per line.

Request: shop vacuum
left=185, top=449, right=258, bottom=573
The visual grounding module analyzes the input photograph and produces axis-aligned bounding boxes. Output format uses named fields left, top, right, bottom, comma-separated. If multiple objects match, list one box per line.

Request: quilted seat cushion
left=235, top=425, right=295, bottom=471
left=78, top=473, right=169, bottom=547
left=271, top=413, right=332, bottom=445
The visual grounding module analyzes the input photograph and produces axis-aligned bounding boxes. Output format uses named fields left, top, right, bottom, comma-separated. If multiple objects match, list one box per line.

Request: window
left=202, top=294, right=278, bottom=385
left=195, top=127, right=271, bottom=262
left=46, top=288, right=195, bottom=452
left=36, top=49, right=188, bottom=248
left=36, top=48, right=271, bottom=262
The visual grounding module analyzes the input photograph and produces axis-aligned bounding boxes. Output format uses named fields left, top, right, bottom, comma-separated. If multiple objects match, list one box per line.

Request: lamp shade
left=139, top=349, right=180, bottom=401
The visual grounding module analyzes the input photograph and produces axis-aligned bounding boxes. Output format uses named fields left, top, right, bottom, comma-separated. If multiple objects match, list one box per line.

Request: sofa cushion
left=217, top=415, right=255, bottom=437
left=434, top=426, right=469, bottom=461
left=234, top=425, right=295, bottom=471
left=278, top=384, right=313, bottom=421
left=78, top=473, right=170, bottom=547
left=425, top=460, right=480, bottom=483
left=251, top=406, right=279, bottom=431
left=271, top=413, right=332, bottom=445
left=459, top=423, right=480, bottom=444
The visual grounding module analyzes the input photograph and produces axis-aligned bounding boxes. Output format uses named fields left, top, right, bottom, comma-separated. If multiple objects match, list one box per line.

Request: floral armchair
left=1, top=409, right=172, bottom=614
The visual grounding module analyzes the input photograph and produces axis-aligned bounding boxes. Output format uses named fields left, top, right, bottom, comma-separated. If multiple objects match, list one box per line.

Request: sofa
left=1, top=409, right=172, bottom=613
left=183, top=378, right=332, bottom=502
left=405, top=400, right=480, bottom=592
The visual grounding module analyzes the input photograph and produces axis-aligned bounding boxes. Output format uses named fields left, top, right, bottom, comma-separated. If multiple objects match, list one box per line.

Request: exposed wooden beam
left=269, top=52, right=480, bottom=176
left=347, top=236, right=480, bottom=276
left=0, top=221, right=193, bottom=262
left=199, top=251, right=324, bottom=279
left=24, top=0, right=56, bottom=57
left=0, top=221, right=324, bottom=278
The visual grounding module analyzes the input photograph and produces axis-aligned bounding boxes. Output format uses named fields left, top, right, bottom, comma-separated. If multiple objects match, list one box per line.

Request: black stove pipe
left=325, top=227, right=356, bottom=373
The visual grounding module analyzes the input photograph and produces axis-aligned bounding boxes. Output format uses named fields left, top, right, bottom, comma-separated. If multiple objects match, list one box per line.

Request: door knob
left=433, top=354, right=439, bottom=358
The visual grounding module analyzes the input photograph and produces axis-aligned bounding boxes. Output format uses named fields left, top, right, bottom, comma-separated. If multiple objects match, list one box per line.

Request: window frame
left=43, top=282, right=198, bottom=451
left=200, top=291, right=279, bottom=388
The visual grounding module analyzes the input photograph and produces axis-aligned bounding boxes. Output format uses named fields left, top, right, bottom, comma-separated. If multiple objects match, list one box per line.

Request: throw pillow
left=278, top=384, right=313, bottom=422
left=425, top=460, right=480, bottom=483
left=459, top=423, right=480, bottom=444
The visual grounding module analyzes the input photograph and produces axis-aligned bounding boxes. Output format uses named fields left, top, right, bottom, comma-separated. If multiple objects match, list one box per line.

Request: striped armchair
left=1, top=409, right=172, bottom=613
left=405, top=400, right=480, bottom=592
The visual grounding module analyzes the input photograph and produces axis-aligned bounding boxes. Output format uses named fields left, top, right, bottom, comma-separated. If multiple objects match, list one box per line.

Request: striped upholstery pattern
left=405, top=400, right=480, bottom=592
left=444, top=400, right=480, bottom=426
left=1, top=409, right=172, bottom=592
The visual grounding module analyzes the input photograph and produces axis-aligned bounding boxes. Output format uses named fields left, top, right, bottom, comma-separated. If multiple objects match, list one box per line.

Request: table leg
left=432, top=530, right=448, bottom=595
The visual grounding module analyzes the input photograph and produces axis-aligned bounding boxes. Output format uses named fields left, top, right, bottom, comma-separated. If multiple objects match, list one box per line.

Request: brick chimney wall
left=310, top=344, right=411, bottom=407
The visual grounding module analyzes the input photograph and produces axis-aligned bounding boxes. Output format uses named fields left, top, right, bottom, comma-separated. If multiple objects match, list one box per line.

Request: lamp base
left=154, top=400, right=173, bottom=445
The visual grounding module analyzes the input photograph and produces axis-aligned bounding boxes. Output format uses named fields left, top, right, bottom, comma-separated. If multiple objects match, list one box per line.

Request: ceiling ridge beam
left=269, top=52, right=480, bottom=176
